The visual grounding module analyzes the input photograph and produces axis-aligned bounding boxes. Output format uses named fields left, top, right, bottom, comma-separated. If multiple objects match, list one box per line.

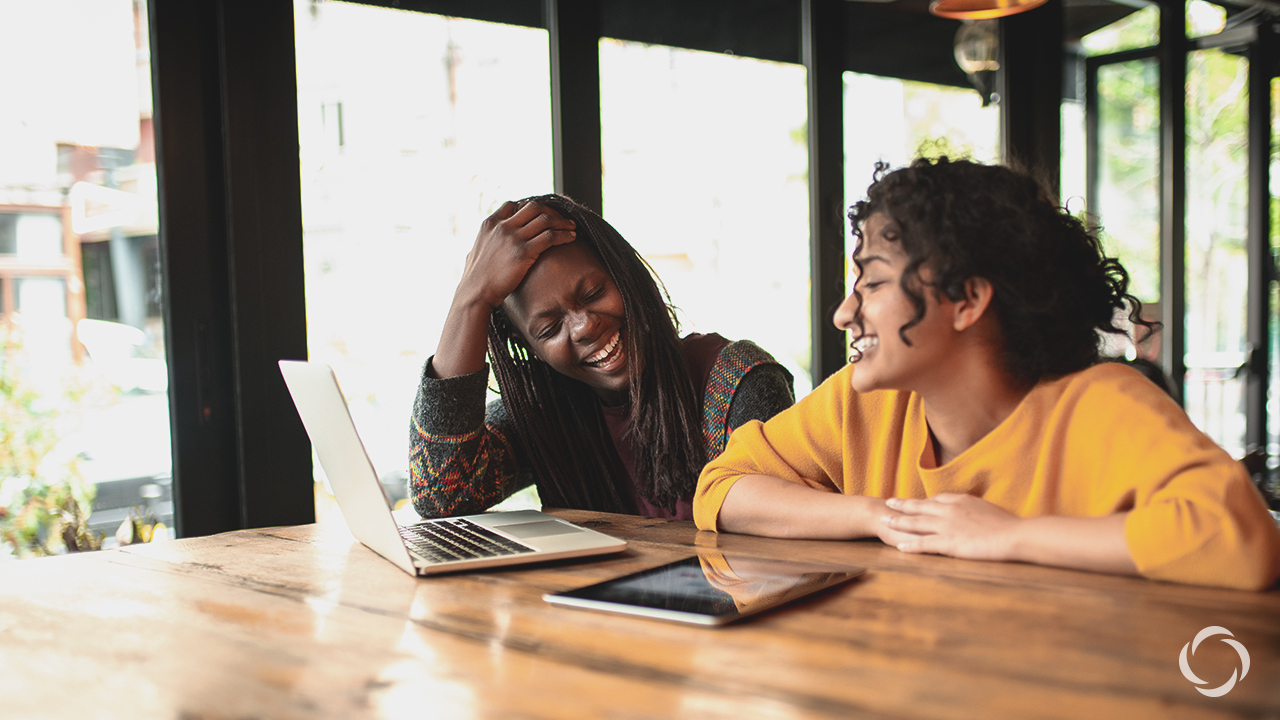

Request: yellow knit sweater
left=695, top=362, right=1280, bottom=590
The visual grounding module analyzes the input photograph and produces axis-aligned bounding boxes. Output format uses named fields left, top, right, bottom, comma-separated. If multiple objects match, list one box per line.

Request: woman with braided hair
left=409, top=194, right=794, bottom=520
left=695, top=157, right=1280, bottom=590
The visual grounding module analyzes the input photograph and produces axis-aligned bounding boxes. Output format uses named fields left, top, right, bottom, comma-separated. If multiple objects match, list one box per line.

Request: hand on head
left=458, top=200, right=577, bottom=310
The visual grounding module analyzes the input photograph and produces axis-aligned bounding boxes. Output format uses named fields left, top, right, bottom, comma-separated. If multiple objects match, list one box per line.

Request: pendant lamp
left=929, top=0, right=1046, bottom=20
left=953, top=19, right=999, bottom=106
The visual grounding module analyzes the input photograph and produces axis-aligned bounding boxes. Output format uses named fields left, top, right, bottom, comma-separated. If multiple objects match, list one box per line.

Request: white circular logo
left=1179, top=626, right=1250, bottom=697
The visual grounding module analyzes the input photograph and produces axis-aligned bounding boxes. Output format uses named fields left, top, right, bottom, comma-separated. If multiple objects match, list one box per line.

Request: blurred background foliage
left=0, top=327, right=102, bottom=558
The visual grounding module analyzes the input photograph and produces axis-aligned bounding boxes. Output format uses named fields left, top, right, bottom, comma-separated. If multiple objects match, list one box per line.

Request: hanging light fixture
left=952, top=19, right=1000, bottom=106
left=930, top=0, right=1046, bottom=20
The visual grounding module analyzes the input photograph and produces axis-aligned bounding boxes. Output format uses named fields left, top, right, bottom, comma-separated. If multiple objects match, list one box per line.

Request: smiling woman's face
left=833, top=212, right=957, bottom=395
left=503, top=241, right=629, bottom=405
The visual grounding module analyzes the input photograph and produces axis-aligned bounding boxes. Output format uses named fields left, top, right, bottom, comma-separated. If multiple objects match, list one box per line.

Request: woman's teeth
left=585, top=332, right=622, bottom=366
left=853, top=335, right=878, bottom=354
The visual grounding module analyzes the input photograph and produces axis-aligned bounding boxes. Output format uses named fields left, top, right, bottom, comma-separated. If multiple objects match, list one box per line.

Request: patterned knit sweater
left=409, top=337, right=794, bottom=519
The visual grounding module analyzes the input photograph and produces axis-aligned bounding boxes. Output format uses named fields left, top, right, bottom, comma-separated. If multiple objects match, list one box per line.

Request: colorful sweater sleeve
left=703, top=340, right=796, bottom=458
left=408, top=359, right=533, bottom=519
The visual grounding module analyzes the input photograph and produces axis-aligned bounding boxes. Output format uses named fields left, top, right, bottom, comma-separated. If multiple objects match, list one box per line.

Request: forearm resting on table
left=718, top=476, right=1140, bottom=576
left=716, top=474, right=886, bottom=539
left=1008, top=513, right=1138, bottom=576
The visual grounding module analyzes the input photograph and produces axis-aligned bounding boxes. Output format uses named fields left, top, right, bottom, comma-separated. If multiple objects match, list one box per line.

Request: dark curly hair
left=486, top=194, right=705, bottom=512
left=847, top=157, right=1157, bottom=388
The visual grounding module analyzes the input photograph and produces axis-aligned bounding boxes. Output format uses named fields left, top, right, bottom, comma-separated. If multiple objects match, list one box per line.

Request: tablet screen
left=544, top=552, right=864, bottom=626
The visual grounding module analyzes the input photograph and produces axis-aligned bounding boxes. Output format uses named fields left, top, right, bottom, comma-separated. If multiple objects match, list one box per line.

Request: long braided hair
left=486, top=194, right=705, bottom=512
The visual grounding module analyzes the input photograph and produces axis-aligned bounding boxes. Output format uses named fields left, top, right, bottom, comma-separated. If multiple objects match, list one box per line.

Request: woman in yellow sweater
left=695, top=157, right=1280, bottom=590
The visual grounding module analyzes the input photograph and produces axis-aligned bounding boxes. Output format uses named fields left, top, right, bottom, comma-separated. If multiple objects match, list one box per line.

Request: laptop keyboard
left=399, top=517, right=536, bottom=564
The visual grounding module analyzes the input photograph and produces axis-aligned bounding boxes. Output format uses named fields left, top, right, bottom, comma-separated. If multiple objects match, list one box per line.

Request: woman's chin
left=848, top=365, right=882, bottom=395
left=592, top=381, right=629, bottom=406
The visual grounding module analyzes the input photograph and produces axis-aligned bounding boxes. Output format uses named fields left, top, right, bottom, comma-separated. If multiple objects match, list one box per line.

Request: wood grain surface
left=1, top=510, right=1276, bottom=719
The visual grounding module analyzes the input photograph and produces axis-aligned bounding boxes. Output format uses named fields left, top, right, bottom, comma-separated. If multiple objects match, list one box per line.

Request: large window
left=294, top=0, right=553, bottom=516
left=1063, top=4, right=1161, bottom=329
left=0, top=0, right=168, bottom=558
left=1183, top=46, right=1249, bottom=458
left=843, top=71, right=1000, bottom=188
left=1080, top=2, right=1258, bottom=460
left=841, top=71, right=1000, bottom=321
left=1094, top=57, right=1161, bottom=307
left=599, top=40, right=813, bottom=394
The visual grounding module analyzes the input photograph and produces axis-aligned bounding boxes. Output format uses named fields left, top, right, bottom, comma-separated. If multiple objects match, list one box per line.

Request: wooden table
left=2, top=510, right=1277, bottom=719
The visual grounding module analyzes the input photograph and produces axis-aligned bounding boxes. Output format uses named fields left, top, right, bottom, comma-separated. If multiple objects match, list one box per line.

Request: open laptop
left=278, top=360, right=627, bottom=576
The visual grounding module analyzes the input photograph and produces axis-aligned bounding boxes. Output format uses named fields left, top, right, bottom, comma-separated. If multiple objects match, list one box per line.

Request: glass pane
left=0, top=0, right=170, bottom=559
left=11, top=214, right=62, bottom=259
left=599, top=40, right=812, bottom=395
left=0, top=215, right=15, bottom=253
left=294, top=1, right=553, bottom=518
left=1095, top=58, right=1161, bottom=312
left=1186, top=0, right=1226, bottom=38
left=1184, top=48, right=1249, bottom=459
left=1080, top=5, right=1159, bottom=56
left=15, top=277, right=72, bottom=370
left=16, top=277, right=68, bottom=316
left=842, top=72, right=1000, bottom=320
left=843, top=71, right=1000, bottom=196
left=1062, top=98, right=1087, bottom=212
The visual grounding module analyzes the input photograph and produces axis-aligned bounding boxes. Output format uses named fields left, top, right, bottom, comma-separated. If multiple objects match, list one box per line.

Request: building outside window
left=0, top=0, right=170, bottom=559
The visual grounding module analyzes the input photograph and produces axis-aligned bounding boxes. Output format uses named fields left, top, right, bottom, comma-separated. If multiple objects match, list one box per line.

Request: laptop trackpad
left=499, top=520, right=578, bottom=539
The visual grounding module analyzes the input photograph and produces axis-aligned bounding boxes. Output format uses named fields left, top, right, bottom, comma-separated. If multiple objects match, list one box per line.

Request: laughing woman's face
left=504, top=241, right=629, bottom=405
left=832, top=212, right=961, bottom=396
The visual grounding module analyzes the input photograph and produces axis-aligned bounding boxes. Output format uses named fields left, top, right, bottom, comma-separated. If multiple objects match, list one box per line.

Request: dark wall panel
left=601, top=0, right=801, bottom=64
left=844, top=2, right=969, bottom=88
left=353, top=0, right=542, bottom=27
left=349, top=0, right=971, bottom=87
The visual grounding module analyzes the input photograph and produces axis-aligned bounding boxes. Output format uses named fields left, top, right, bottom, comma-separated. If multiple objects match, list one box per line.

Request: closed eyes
left=535, top=321, right=560, bottom=341
left=533, top=286, right=604, bottom=340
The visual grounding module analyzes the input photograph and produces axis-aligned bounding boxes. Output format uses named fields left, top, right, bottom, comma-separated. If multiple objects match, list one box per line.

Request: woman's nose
left=567, top=309, right=600, bottom=342
left=832, top=289, right=858, bottom=331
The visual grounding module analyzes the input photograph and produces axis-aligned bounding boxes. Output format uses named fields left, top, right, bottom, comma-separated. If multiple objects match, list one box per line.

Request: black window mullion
left=150, top=0, right=239, bottom=536
left=1245, top=30, right=1275, bottom=456
left=545, top=0, right=603, bottom=214
left=803, top=0, right=846, bottom=386
left=1085, top=56, right=1101, bottom=234
left=1158, top=0, right=1187, bottom=395
left=999, top=0, right=1064, bottom=196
